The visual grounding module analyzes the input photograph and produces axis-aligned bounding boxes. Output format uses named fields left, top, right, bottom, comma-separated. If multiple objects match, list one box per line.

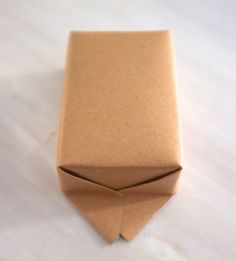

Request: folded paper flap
left=58, top=167, right=122, bottom=243
left=120, top=195, right=171, bottom=241
left=67, top=193, right=122, bottom=243
left=58, top=167, right=121, bottom=196
left=58, top=167, right=181, bottom=195
left=57, top=167, right=181, bottom=243
left=58, top=165, right=181, bottom=190
left=120, top=169, right=181, bottom=195
left=65, top=187, right=123, bottom=243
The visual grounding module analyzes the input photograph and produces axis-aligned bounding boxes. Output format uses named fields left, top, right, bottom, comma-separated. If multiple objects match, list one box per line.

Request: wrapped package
left=57, top=31, right=182, bottom=243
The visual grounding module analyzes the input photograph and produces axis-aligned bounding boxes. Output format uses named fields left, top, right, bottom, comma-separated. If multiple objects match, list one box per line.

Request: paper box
left=57, top=31, right=182, bottom=243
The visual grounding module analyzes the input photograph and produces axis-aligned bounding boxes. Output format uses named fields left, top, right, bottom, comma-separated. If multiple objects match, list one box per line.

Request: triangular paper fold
left=58, top=168, right=123, bottom=243
left=120, top=195, right=170, bottom=241
left=58, top=168, right=181, bottom=243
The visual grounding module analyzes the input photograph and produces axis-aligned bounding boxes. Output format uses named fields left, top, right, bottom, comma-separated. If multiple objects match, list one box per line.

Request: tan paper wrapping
left=57, top=31, right=182, bottom=243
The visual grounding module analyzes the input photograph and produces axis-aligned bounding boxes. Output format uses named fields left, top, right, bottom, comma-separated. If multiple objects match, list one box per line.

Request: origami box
left=57, top=30, right=182, bottom=243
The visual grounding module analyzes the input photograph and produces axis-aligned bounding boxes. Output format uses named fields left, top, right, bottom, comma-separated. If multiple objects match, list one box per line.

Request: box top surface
left=58, top=31, right=181, bottom=168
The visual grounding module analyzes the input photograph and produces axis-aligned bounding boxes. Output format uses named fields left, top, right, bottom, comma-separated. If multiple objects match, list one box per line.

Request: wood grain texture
left=0, top=0, right=235, bottom=260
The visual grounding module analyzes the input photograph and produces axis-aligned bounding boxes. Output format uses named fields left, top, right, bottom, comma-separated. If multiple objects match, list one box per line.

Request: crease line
left=58, top=166, right=182, bottom=191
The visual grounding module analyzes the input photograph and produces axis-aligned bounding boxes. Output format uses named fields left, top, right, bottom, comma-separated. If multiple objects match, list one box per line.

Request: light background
left=0, top=0, right=236, bottom=260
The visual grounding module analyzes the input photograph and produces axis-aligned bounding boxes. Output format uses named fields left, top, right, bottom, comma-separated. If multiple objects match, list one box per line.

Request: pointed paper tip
left=120, top=195, right=171, bottom=240
left=66, top=192, right=123, bottom=243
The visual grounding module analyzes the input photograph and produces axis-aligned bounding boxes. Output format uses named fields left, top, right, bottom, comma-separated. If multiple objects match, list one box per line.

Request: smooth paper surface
left=57, top=30, right=182, bottom=243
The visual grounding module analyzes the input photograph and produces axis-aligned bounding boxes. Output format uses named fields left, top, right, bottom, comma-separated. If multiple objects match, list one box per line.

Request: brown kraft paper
left=57, top=30, right=182, bottom=243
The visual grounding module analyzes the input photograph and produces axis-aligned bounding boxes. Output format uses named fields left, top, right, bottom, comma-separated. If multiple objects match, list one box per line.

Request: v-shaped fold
left=57, top=167, right=181, bottom=243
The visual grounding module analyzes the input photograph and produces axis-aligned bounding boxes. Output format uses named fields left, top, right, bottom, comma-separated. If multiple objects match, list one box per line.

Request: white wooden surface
left=0, top=0, right=236, bottom=260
